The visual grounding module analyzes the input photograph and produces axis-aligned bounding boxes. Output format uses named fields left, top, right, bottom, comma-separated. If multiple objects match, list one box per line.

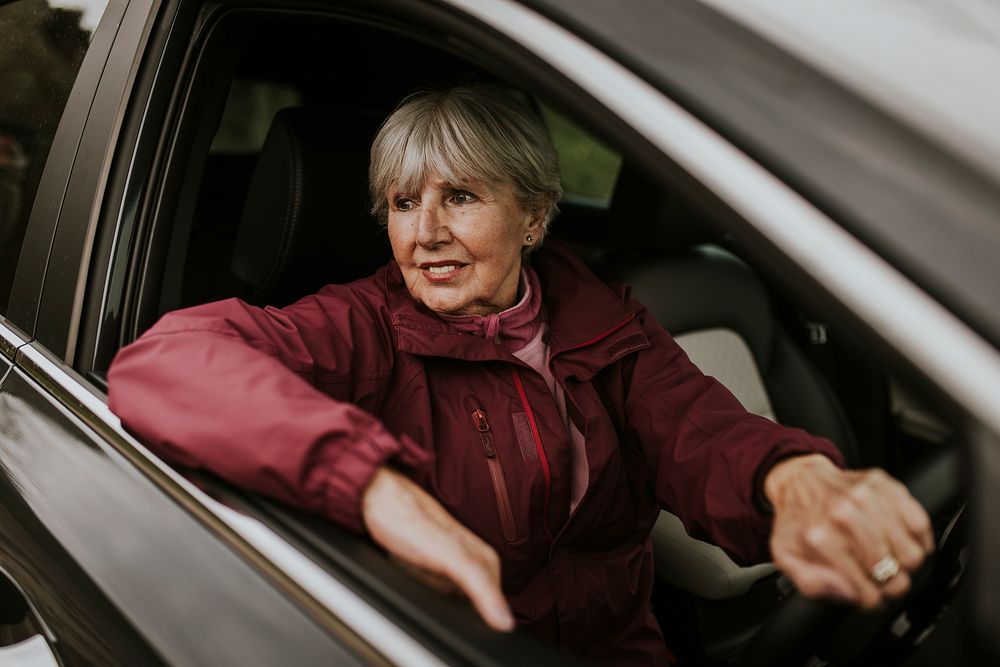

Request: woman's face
left=387, top=175, right=542, bottom=316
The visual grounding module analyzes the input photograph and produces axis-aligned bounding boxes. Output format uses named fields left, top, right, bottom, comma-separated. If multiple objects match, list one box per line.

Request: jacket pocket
left=471, top=407, right=517, bottom=542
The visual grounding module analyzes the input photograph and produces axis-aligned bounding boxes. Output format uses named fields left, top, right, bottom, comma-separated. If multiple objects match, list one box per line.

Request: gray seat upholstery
left=609, top=247, right=858, bottom=599
left=593, top=165, right=858, bottom=600
left=610, top=246, right=859, bottom=461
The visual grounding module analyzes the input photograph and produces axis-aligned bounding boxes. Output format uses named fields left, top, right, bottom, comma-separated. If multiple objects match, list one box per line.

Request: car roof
left=520, top=0, right=1000, bottom=350
left=703, top=0, right=1000, bottom=184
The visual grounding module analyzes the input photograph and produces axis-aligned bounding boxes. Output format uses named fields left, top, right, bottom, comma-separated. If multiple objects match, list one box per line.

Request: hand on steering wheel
left=764, top=454, right=935, bottom=609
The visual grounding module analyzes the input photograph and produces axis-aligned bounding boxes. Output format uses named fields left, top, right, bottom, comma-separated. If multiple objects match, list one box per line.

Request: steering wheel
left=734, top=446, right=966, bottom=667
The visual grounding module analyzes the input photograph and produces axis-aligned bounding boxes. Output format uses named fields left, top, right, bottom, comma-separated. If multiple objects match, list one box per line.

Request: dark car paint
left=0, top=366, right=366, bottom=666
left=4, top=0, right=132, bottom=337
left=9, top=0, right=161, bottom=358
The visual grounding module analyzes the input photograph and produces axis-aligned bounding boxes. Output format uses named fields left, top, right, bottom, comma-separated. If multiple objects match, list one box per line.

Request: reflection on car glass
left=0, top=0, right=111, bottom=313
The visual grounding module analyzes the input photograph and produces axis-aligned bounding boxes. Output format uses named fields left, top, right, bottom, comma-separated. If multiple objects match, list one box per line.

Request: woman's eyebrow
left=445, top=181, right=488, bottom=193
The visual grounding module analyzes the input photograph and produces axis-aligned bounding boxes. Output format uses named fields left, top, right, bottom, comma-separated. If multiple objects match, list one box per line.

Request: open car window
left=541, top=104, right=622, bottom=209
left=76, top=0, right=974, bottom=664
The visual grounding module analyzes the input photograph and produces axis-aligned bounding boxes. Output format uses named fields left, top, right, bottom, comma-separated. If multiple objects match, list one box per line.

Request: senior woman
left=108, top=86, right=932, bottom=665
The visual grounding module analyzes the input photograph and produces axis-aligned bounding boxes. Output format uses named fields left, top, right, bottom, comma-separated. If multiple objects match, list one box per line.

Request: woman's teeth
left=428, top=265, right=458, bottom=274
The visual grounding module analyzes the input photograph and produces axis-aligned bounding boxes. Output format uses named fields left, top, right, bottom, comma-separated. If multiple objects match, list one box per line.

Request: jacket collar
left=385, top=240, right=650, bottom=376
left=437, top=268, right=543, bottom=352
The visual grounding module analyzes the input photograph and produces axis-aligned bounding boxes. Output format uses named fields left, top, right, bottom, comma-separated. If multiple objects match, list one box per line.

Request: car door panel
left=1, top=323, right=23, bottom=371
left=0, top=351, right=368, bottom=666
left=0, top=369, right=167, bottom=666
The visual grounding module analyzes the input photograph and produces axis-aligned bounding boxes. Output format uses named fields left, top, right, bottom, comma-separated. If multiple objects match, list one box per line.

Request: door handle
left=0, top=634, right=60, bottom=667
left=0, top=568, right=59, bottom=667
left=0, top=567, right=29, bottom=625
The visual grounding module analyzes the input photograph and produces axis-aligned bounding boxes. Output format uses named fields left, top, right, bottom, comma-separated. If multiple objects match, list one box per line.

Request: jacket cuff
left=752, top=436, right=847, bottom=516
left=323, top=431, right=432, bottom=534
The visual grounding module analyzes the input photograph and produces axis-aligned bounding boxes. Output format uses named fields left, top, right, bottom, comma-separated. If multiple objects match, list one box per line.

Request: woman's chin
left=426, top=297, right=494, bottom=317
left=432, top=303, right=472, bottom=316
left=413, top=284, right=505, bottom=316
left=421, top=295, right=465, bottom=315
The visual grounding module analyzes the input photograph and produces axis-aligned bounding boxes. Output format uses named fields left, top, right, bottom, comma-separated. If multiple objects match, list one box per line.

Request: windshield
left=701, top=0, right=1000, bottom=179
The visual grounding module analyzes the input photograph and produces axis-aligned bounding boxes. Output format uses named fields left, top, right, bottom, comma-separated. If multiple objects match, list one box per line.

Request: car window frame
left=2, top=0, right=130, bottom=338
left=520, top=0, right=1000, bottom=352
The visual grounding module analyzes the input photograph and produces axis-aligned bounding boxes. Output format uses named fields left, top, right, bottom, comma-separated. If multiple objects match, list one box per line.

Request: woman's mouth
left=420, top=262, right=466, bottom=283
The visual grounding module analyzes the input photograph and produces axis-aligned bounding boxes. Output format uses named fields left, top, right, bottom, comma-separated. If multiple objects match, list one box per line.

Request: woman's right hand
left=360, top=466, right=515, bottom=632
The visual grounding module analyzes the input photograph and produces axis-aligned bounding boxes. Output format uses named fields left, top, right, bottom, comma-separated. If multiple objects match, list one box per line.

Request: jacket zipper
left=510, top=370, right=551, bottom=493
left=471, top=408, right=517, bottom=542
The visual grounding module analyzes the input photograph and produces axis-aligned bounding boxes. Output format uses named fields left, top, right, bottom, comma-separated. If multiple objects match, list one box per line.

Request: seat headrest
left=605, top=246, right=775, bottom=369
left=607, top=162, right=718, bottom=253
left=231, top=107, right=391, bottom=305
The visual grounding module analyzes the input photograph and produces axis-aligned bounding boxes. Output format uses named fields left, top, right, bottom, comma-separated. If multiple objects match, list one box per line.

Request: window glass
left=210, top=79, right=303, bottom=154
left=0, top=0, right=111, bottom=314
left=541, top=105, right=623, bottom=208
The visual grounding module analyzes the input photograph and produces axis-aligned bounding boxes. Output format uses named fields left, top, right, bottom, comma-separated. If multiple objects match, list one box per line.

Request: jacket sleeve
left=107, top=291, right=425, bottom=533
left=621, top=301, right=846, bottom=565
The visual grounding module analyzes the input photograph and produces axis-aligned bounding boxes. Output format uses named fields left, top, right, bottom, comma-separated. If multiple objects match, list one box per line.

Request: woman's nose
left=415, top=203, right=451, bottom=247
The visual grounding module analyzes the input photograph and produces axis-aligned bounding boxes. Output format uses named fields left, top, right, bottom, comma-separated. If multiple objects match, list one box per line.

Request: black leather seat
left=230, top=107, right=392, bottom=306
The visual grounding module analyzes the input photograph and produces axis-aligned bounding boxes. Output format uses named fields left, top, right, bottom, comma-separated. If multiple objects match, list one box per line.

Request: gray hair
left=369, top=86, right=562, bottom=247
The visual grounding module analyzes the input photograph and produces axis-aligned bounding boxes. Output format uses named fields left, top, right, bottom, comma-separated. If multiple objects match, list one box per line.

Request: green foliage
left=542, top=106, right=622, bottom=206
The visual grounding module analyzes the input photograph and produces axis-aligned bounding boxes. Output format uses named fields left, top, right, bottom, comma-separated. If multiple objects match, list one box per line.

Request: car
left=1, top=0, right=998, bottom=664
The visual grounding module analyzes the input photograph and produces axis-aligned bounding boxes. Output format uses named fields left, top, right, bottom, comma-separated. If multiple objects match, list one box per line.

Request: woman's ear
left=524, top=210, right=545, bottom=239
left=523, top=209, right=545, bottom=243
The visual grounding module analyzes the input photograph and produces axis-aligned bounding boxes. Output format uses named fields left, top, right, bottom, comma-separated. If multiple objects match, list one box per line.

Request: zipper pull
left=471, top=408, right=490, bottom=432
left=471, top=408, right=496, bottom=457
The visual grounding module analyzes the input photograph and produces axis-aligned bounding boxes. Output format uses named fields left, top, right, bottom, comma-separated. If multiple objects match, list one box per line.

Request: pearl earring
left=526, top=234, right=534, bottom=243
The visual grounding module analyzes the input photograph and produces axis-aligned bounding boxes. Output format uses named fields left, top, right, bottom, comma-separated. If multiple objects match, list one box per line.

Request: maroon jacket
left=108, top=243, right=843, bottom=665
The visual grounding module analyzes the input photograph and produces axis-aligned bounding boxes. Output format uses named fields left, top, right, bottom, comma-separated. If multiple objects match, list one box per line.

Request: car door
left=0, top=0, right=597, bottom=665
left=0, top=0, right=148, bottom=661
left=0, top=0, right=397, bottom=664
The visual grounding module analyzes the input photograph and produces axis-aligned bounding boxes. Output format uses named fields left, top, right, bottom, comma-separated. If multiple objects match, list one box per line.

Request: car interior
left=99, top=8, right=966, bottom=666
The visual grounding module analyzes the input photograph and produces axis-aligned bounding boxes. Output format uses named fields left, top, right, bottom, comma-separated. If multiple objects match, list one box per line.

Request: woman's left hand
left=764, top=453, right=934, bottom=609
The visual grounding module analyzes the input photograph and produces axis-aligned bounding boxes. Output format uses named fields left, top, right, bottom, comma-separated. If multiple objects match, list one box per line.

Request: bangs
left=369, top=85, right=561, bottom=231
left=389, top=108, right=504, bottom=196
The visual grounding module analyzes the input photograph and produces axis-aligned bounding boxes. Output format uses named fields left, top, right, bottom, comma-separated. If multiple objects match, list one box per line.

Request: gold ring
left=871, top=554, right=901, bottom=584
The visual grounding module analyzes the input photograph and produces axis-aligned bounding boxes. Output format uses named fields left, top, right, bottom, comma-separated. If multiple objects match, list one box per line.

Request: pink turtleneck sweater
left=440, top=267, right=589, bottom=512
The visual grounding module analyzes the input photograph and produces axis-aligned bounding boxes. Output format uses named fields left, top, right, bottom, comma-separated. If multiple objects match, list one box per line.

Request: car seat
left=592, top=164, right=860, bottom=601
left=230, top=107, right=392, bottom=305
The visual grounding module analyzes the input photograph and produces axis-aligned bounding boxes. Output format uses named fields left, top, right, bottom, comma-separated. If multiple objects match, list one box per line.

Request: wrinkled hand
left=765, top=454, right=934, bottom=609
left=361, top=466, right=515, bottom=631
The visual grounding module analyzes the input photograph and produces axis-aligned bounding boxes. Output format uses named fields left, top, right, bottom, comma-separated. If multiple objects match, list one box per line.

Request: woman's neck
left=437, top=267, right=543, bottom=351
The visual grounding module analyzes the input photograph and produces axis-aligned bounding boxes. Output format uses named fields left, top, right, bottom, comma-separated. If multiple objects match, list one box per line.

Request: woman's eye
left=394, top=197, right=415, bottom=211
left=451, top=191, right=476, bottom=205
